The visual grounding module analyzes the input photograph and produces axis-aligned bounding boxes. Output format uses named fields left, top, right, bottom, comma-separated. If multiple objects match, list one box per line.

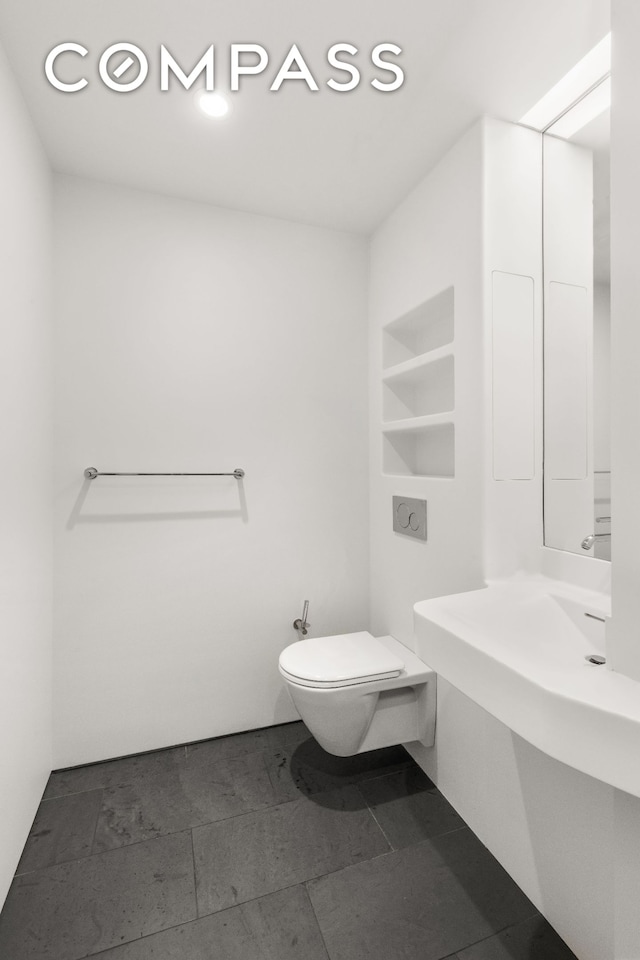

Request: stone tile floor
left=0, top=721, right=579, bottom=959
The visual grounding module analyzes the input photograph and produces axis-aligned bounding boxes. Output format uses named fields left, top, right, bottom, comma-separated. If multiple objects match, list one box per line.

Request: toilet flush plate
left=392, top=496, right=427, bottom=541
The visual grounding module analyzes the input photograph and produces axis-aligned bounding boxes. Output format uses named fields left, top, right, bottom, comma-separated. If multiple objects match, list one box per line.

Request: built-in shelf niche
left=382, top=286, right=454, bottom=370
left=381, top=285, right=456, bottom=479
left=383, top=421, right=455, bottom=478
left=383, top=351, right=454, bottom=422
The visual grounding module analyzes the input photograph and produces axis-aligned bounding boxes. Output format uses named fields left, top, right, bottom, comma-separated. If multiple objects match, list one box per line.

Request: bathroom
left=2, top=0, right=639, bottom=957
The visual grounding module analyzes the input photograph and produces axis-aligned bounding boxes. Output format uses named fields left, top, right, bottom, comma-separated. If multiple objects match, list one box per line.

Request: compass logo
left=44, top=43, right=405, bottom=94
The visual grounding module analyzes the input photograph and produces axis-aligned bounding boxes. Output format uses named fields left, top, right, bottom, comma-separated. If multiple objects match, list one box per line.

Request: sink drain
left=585, top=654, right=606, bottom=665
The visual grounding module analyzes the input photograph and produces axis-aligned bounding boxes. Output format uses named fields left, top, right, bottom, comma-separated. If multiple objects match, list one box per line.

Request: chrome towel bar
left=84, top=467, right=244, bottom=480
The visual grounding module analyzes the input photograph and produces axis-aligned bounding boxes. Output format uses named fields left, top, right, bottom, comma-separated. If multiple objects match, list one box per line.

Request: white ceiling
left=0, top=0, right=610, bottom=233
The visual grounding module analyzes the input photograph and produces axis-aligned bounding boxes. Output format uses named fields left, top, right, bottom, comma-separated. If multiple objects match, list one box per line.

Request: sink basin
left=414, top=577, right=640, bottom=798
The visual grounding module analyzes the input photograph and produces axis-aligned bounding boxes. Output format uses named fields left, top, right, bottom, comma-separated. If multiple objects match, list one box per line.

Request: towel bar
left=84, top=467, right=244, bottom=480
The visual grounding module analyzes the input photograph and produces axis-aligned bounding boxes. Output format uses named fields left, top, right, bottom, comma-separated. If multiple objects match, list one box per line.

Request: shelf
left=383, top=352, right=454, bottom=422
left=382, top=286, right=454, bottom=369
left=382, top=412, right=454, bottom=434
left=382, top=344, right=454, bottom=383
left=383, top=417, right=455, bottom=478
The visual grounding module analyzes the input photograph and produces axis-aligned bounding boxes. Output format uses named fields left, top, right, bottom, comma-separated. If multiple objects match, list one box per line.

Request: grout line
left=190, top=828, right=199, bottom=920
left=83, top=876, right=330, bottom=959
left=191, top=851, right=394, bottom=927
left=303, top=881, right=334, bottom=960
left=13, top=828, right=196, bottom=879
left=355, top=784, right=395, bottom=851
left=410, top=826, right=471, bottom=847
left=428, top=824, right=470, bottom=842
left=303, top=842, right=401, bottom=887
left=14, top=789, right=106, bottom=878
left=42, top=787, right=105, bottom=802
left=81, top=891, right=541, bottom=960
left=40, top=786, right=105, bottom=803
left=89, top=788, right=103, bottom=857
left=355, top=779, right=466, bottom=850
left=437, top=911, right=544, bottom=960
left=80, top=901, right=244, bottom=959
left=198, top=877, right=310, bottom=920
left=332, top=824, right=471, bottom=877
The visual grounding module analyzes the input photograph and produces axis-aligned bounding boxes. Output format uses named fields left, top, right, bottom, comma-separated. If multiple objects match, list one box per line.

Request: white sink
left=414, top=577, right=640, bottom=798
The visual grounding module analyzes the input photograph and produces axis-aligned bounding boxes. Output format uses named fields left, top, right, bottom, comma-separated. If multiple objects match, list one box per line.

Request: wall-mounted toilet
left=278, top=631, right=435, bottom=757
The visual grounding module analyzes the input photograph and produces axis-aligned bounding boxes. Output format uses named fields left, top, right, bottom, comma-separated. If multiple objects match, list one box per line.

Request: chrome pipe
left=581, top=532, right=611, bottom=550
left=293, top=600, right=311, bottom=636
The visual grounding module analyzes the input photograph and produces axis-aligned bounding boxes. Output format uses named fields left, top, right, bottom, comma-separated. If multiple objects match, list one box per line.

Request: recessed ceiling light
left=519, top=33, right=611, bottom=132
left=197, top=91, right=230, bottom=118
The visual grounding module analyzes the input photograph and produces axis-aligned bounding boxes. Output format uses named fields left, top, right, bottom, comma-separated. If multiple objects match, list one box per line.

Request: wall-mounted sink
left=414, top=577, right=640, bottom=798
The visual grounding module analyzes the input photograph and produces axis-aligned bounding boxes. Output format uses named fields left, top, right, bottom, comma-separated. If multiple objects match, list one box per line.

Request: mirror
left=542, top=94, right=610, bottom=559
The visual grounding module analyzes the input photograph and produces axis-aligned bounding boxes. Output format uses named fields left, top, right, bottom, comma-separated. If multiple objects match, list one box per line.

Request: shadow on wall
left=65, top=475, right=249, bottom=529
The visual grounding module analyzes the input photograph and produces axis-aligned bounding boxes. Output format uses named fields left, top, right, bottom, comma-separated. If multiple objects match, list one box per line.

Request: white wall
left=607, top=6, right=640, bottom=955
left=53, top=176, right=369, bottom=767
left=609, top=0, right=640, bottom=681
left=369, top=121, right=485, bottom=646
left=0, top=40, right=53, bottom=906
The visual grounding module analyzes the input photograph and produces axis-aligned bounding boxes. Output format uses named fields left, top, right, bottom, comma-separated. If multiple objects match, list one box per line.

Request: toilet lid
left=279, top=632, right=404, bottom=687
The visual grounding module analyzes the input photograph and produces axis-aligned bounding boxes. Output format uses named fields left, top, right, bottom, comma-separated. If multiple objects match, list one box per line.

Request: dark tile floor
left=0, top=721, right=579, bottom=960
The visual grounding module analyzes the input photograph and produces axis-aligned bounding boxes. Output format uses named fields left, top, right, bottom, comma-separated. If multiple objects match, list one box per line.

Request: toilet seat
left=279, top=631, right=404, bottom=688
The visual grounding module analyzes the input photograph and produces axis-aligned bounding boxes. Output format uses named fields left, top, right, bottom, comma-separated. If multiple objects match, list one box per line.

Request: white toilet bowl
left=278, top=632, right=435, bottom=757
